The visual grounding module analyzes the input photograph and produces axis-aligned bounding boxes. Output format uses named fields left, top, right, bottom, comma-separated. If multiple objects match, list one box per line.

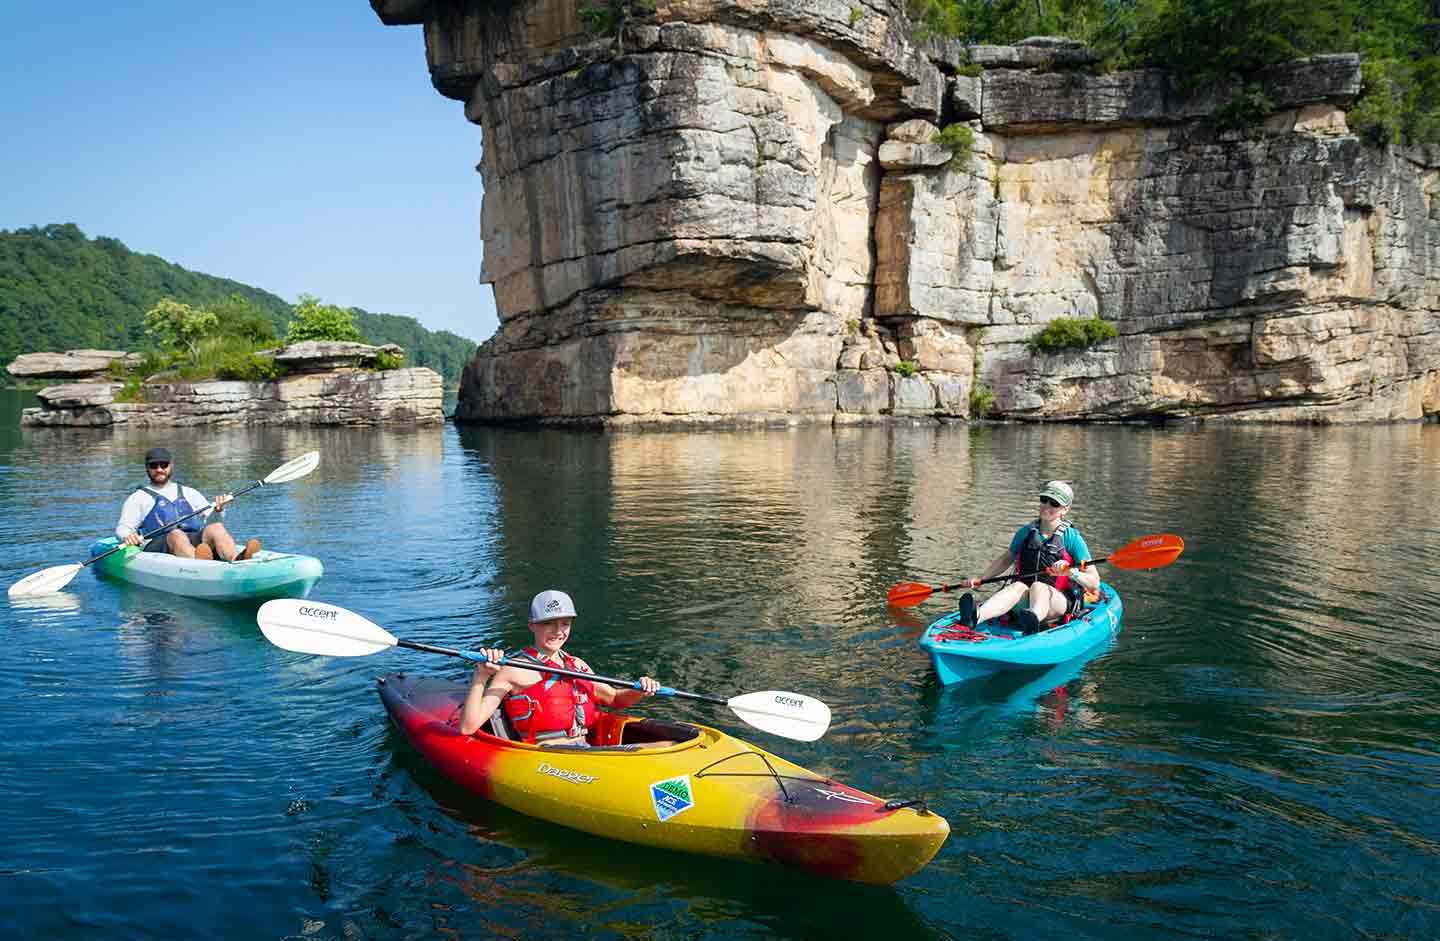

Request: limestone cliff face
left=374, top=0, right=1440, bottom=424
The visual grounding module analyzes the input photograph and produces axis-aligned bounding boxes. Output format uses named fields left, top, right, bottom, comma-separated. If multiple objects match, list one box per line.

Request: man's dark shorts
left=143, top=531, right=205, bottom=553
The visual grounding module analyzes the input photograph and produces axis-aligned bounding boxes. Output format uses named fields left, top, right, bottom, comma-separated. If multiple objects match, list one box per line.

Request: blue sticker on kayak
left=650, top=775, right=695, bottom=823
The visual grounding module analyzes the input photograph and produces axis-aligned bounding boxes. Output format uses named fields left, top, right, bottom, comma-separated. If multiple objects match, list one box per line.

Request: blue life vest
left=137, top=484, right=205, bottom=536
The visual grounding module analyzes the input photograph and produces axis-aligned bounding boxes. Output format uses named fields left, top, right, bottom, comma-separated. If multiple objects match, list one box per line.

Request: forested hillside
left=0, top=224, right=477, bottom=385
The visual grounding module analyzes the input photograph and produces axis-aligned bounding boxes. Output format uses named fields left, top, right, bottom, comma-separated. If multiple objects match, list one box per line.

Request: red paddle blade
left=886, top=581, right=936, bottom=608
left=1105, top=533, right=1184, bottom=570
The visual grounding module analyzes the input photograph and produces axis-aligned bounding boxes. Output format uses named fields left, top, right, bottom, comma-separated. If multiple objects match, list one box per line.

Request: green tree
left=905, top=0, right=1440, bottom=143
left=284, top=295, right=366, bottom=343
left=208, top=293, right=279, bottom=345
left=143, top=298, right=219, bottom=357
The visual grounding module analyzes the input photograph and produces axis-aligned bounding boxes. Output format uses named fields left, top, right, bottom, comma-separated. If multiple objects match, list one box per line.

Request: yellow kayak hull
left=378, top=673, right=948, bottom=884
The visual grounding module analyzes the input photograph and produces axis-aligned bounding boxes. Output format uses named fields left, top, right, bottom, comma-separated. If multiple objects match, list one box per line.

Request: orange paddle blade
left=1104, top=533, right=1184, bottom=570
left=886, top=581, right=936, bottom=608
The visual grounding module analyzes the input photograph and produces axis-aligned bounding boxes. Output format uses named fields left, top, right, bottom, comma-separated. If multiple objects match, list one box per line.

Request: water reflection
left=922, top=640, right=1117, bottom=740
left=4, top=391, right=1440, bottom=939
left=7, top=590, right=83, bottom=618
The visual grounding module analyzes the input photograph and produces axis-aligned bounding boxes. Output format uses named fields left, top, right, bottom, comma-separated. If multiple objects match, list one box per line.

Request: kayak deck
left=87, top=537, right=323, bottom=601
left=379, top=672, right=949, bottom=884
left=919, top=582, right=1123, bottom=685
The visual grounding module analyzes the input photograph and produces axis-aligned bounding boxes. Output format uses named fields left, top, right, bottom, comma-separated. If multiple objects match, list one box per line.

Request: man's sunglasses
left=147, top=461, right=171, bottom=470
left=1040, top=496, right=1063, bottom=508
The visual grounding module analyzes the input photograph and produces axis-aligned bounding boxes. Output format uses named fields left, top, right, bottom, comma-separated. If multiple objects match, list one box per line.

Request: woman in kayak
left=957, top=480, right=1101, bottom=635
left=115, top=447, right=260, bottom=561
left=459, top=589, right=665, bottom=745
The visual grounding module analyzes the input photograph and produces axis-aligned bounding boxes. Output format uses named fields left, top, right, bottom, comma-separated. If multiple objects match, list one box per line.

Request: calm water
left=1, top=387, right=1437, bottom=939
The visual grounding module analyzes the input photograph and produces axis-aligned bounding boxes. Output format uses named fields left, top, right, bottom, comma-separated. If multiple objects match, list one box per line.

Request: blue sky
left=1, top=1, right=497, bottom=344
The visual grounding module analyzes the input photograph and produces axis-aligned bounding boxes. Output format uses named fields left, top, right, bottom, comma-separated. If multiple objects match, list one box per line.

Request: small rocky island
left=10, top=343, right=445, bottom=427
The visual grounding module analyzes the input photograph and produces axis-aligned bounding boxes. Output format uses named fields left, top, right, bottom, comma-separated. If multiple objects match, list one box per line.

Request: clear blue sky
left=1, top=1, right=497, bottom=344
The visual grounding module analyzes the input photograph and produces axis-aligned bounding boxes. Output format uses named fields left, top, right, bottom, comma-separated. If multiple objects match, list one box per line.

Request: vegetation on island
left=910, top=0, right=1440, bottom=144
left=107, top=294, right=388, bottom=401
left=0, top=224, right=478, bottom=386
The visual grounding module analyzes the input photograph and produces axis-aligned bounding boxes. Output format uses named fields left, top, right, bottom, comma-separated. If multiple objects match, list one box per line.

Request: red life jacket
left=1015, top=520, right=1074, bottom=592
left=501, top=649, right=597, bottom=743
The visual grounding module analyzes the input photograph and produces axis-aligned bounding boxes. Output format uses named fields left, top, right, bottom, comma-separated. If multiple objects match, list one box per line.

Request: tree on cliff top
left=912, top=0, right=1440, bottom=143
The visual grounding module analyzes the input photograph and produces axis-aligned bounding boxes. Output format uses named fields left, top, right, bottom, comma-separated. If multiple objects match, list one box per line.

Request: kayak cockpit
left=436, top=695, right=705, bottom=753
left=505, top=713, right=704, bottom=753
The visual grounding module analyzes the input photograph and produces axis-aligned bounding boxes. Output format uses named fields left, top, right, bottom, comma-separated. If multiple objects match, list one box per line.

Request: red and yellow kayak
left=378, top=672, right=949, bottom=884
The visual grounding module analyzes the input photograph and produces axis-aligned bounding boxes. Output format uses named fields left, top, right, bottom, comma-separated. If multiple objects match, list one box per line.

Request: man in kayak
left=115, top=447, right=261, bottom=562
left=459, top=589, right=664, bottom=745
left=957, top=480, right=1101, bottom=635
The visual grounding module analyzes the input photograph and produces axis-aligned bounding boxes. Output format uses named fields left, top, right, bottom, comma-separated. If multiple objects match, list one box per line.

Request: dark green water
left=2, top=387, right=1437, bottom=939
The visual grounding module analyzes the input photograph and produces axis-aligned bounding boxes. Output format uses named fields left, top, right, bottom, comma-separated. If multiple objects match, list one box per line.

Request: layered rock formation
left=13, top=342, right=444, bottom=427
left=374, top=0, right=1440, bottom=424
left=6, top=350, right=142, bottom=380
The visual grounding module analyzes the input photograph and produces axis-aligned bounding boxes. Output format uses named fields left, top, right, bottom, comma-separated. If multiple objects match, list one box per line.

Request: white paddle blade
left=8, top=564, right=83, bottom=598
left=264, top=451, right=321, bottom=485
left=256, top=599, right=397, bottom=657
left=726, top=690, right=832, bottom=742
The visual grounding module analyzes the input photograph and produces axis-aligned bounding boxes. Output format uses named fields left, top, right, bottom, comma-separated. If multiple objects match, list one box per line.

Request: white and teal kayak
left=86, top=537, right=323, bottom=601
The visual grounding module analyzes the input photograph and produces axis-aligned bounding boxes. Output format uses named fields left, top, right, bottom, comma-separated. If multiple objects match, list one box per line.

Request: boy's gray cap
left=529, top=590, right=577, bottom=622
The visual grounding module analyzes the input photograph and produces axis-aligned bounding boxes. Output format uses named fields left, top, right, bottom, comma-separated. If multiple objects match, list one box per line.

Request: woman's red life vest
left=1015, top=520, right=1074, bottom=592
left=501, top=649, right=597, bottom=743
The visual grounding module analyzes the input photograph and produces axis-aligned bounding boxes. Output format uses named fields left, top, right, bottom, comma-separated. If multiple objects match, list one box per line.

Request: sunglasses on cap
left=1040, top=496, right=1063, bottom=508
left=147, top=461, right=171, bottom=470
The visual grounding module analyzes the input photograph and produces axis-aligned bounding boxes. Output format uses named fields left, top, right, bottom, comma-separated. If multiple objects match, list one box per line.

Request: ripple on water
left=2, top=416, right=1439, bottom=939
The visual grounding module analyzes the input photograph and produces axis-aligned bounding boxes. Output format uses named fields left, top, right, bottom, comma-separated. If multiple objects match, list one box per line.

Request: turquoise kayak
left=86, top=537, right=323, bottom=601
left=918, top=582, right=1123, bottom=685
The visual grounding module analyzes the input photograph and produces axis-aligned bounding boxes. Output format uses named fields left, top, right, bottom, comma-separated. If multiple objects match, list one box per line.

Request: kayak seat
left=587, top=712, right=699, bottom=747
left=619, top=718, right=699, bottom=746
left=487, top=712, right=514, bottom=741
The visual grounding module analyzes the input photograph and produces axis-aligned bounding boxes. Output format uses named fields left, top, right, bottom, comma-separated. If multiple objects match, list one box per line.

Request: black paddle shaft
left=87, top=477, right=267, bottom=568
left=977, top=556, right=1102, bottom=588
left=395, top=639, right=727, bottom=705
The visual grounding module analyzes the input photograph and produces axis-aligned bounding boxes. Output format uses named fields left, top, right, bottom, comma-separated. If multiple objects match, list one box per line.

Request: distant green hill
left=0, top=223, right=478, bottom=386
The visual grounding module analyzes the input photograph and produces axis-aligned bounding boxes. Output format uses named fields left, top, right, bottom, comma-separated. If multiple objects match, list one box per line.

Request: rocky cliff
left=374, top=0, right=1440, bottom=424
